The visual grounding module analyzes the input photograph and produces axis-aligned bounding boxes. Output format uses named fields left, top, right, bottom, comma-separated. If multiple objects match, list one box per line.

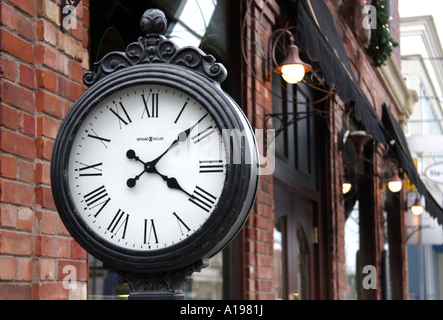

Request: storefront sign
left=424, top=162, right=443, bottom=184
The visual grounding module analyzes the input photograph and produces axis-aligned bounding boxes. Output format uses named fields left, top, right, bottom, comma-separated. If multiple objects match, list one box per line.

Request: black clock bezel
left=51, top=63, right=259, bottom=273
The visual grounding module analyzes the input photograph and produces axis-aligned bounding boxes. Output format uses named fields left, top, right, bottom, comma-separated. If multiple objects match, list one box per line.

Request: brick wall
left=0, top=0, right=89, bottom=300
left=242, top=0, right=280, bottom=300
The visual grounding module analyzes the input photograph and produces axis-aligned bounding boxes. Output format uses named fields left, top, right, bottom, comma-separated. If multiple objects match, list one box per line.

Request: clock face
left=67, top=84, right=227, bottom=251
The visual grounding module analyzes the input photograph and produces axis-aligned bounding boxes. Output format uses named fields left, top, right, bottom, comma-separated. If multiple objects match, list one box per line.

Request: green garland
left=365, top=0, right=398, bottom=67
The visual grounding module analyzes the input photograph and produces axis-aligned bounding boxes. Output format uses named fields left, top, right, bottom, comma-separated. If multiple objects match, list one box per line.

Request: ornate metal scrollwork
left=111, top=259, right=209, bottom=300
left=83, top=9, right=227, bottom=87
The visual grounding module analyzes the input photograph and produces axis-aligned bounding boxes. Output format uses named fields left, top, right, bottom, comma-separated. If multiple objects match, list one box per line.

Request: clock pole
left=113, top=259, right=208, bottom=300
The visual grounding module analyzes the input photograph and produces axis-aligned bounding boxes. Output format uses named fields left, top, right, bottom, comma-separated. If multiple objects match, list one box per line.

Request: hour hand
left=147, top=166, right=191, bottom=197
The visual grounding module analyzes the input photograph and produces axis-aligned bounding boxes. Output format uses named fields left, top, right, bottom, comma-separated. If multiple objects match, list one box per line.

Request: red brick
left=0, top=3, right=18, bottom=31
left=0, top=230, right=33, bottom=255
left=17, top=159, right=34, bottom=183
left=0, top=204, right=18, bottom=228
left=35, top=162, right=51, bottom=185
left=16, top=257, right=32, bottom=281
left=0, top=29, right=34, bottom=64
left=0, top=104, right=18, bottom=130
left=35, top=44, right=64, bottom=73
left=35, top=235, right=70, bottom=258
left=35, top=137, right=54, bottom=160
left=37, top=114, right=59, bottom=139
left=17, top=14, right=34, bottom=41
left=60, top=33, right=83, bottom=60
left=35, top=185, right=55, bottom=209
left=19, top=63, right=35, bottom=89
left=36, top=90, right=66, bottom=118
left=17, top=207, right=33, bottom=231
left=35, top=258, right=56, bottom=281
left=36, top=68, right=57, bottom=92
left=33, top=283, right=69, bottom=300
left=69, top=60, right=84, bottom=83
left=0, top=155, right=17, bottom=179
left=70, top=239, right=87, bottom=260
left=0, top=179, right=34, bottom=207
left=58, top=75, right=84, bottom=101
left=9, top=0, right=35, bottom=16
left=36, top=19, right=58, bottom=46
left=0, top=256, right=16, bottom=280
left=0, top=284, right=32, bottom=300
left=19, top=112, right=35, bottom=136
left=0, top=128, right=35, bottom=159
left=1, top=81, right=35, bottom=113
left=0, top=57, right=17, bottom=82
left=36, top=0, right=60, bottom=26
left=36, top=210, right=57, bottom=234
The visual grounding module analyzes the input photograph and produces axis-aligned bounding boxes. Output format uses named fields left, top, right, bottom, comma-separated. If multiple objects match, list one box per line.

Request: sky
left=399, top=0, right=443, bottom=41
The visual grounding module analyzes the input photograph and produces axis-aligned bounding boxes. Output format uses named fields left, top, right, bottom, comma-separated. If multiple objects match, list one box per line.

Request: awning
left=280, top=0, right=443, bottom=223
left=382, top=105, right=443, bottom=224
left=292, top=0, right=387, bottom=145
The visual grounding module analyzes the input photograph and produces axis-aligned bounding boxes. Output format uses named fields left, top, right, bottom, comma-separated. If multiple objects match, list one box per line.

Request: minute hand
left=147, top=114, right=208, bottom=166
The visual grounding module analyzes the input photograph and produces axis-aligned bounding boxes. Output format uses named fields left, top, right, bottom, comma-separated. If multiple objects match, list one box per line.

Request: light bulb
left=342, top=182, right=352, bottom=195
left=411, top=205, right=424, bottom=216
left=281, top=64, right=306, bottom=84
left=387, top=180, right=402, bottom=193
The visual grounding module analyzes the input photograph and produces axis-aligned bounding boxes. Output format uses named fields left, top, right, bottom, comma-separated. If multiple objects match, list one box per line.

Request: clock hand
left=147, top=113, right=208, bottom=166
left=127, top=170, right=145, bottom=188
left=146, top=165, right=192, bottom=197
left=126, top=149, right=148, bottom=188
left=126, top=149, right=191, bottom=197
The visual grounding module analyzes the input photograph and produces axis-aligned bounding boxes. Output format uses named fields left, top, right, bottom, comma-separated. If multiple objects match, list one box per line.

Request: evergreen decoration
left=365, top=0, right=398, bottom=67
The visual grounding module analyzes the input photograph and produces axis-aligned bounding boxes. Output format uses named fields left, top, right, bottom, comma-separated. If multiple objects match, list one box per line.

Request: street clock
left=50, top=8, right=259, bottom=299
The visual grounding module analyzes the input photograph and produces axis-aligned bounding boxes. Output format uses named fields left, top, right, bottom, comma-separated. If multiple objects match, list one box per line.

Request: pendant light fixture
left=268, top=29, right=312, bottom=84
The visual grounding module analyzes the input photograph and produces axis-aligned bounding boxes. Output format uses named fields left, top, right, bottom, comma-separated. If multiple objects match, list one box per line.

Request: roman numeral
left=78, top=162, right=103, bottom=177
left=87, top=129, right=111, bottom=148
left=172, top=212, right=191, bottom=235
left=191, top=126, right=216, bottom=144
left=83, top=185, right=111, bottom=217
left=189, top=186, right=217, bottom=212
left=107, top=209, right=129, bottom=240
left=199, top=160, right=224, bottom=173
left=109, top=102, right=132, bottom=128
left=144, top=219, right=159, bottom=245
left=141, top=93, right=159, bottom=118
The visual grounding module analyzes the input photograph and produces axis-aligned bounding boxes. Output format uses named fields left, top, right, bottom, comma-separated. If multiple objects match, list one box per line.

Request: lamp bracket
left=264, top=109, right=326, bottom=137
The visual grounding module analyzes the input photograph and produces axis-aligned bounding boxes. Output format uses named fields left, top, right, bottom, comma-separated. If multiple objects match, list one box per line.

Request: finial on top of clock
left=140, top=8, right=167, bottom=35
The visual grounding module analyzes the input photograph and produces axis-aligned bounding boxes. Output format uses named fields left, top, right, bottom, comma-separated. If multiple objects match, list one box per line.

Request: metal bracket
left=264, top=110, right=323, bottom=137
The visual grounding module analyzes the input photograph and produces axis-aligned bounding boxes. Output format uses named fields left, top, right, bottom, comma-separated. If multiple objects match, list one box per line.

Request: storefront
left=2, top=0, right=442, bottom=300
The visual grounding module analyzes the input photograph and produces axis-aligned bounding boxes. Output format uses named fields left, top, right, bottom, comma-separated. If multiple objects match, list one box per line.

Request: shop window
left=271, top=76, right=318, bottom=191
left=345, top=201, right=360, bottom=299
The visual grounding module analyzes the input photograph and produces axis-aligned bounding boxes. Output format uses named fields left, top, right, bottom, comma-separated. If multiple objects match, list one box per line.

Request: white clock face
left=68, top=84, right=227, bottom=251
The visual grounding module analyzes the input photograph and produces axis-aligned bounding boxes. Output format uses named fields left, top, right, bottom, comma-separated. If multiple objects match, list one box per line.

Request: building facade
left=0, top=0, right=440, bottom=300
left=400, top=15, right=443, bottom=300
